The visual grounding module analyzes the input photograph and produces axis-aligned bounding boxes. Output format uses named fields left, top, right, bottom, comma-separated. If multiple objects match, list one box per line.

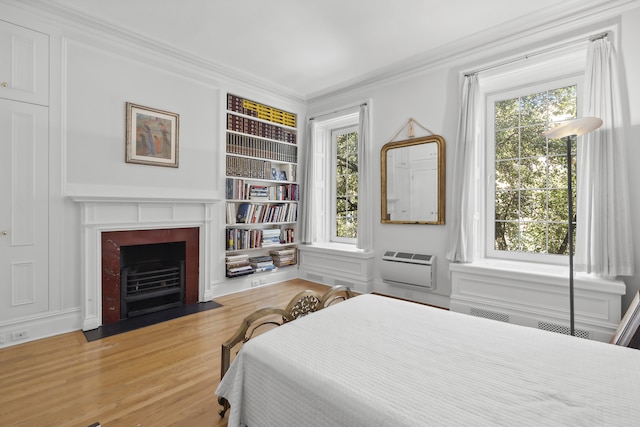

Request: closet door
left=0, top=99, right=49, bottom=321
left=0, top=20, right=49, bottom=105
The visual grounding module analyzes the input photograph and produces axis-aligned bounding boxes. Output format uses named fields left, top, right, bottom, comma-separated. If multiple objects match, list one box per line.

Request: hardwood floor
left=0, top=279, right=330, bottom=427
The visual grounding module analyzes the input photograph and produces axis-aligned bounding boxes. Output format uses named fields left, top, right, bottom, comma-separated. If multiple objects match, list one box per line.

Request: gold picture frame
left=125, top=102, right=179, bottom=167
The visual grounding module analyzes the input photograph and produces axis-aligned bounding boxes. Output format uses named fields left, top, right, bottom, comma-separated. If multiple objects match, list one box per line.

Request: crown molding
left=307, top=0, right=639, bottom=102
left=5, top=0, right=638, bottom=104
left=5, top=0, right=308, bottom=104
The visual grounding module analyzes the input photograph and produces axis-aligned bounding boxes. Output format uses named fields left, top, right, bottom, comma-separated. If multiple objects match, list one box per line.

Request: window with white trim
left=486, top=76, right=581, bottom=263
left=314, top=112, right=360, bottom=245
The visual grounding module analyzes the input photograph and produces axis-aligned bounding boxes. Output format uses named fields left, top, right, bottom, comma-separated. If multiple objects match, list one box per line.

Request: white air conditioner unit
left=381, top=250, right=435, bottom=289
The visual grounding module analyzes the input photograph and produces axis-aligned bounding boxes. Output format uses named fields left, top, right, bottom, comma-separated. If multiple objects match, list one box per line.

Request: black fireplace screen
left=120, top=242, right=186, bottom=319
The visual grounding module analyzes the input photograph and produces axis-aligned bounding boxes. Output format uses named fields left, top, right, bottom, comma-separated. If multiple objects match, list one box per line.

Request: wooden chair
left=218, top=307, right=294, bottom=417
left=284, top=289, right=323, bottom=321
left=218, top=285, right=355, bottom=417
left=320, top=285, right=355, bottom=308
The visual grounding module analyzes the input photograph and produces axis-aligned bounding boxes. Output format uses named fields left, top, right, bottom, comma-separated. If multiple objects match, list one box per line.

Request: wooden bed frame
left=218, top=285, right=354, bottom=417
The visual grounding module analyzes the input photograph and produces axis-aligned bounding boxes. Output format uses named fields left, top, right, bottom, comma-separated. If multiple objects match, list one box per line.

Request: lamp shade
left=542, top=117, right=603, bottom=138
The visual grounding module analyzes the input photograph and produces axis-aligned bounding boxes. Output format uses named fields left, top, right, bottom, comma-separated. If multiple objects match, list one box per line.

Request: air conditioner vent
left=381, top=250, right=435, bottom=289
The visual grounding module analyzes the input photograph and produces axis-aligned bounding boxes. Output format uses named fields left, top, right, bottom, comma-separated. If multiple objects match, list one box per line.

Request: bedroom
left=1, top=0, right=640, bottom=424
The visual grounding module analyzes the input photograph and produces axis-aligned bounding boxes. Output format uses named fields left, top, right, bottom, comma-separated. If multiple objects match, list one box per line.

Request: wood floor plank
left=0, top=279, right=329, bottom=427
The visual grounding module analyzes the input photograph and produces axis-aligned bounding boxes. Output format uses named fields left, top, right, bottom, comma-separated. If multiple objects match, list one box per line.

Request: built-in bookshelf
left=225, top=94, right=298, bottom=278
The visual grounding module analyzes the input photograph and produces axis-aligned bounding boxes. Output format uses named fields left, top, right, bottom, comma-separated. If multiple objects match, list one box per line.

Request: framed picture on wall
left=125, top=102, right=179, bottom=167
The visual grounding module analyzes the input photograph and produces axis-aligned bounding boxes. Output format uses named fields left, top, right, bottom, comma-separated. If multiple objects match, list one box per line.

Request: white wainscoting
left=298, top=244, right=375, bottom=293
left=72, top=196, right=219, bottom=331
left=449, top=260, right=625, bottom=342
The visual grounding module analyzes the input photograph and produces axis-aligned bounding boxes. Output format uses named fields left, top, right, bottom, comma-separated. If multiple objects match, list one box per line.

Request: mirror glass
left=381, top=135, right=445, bottom=224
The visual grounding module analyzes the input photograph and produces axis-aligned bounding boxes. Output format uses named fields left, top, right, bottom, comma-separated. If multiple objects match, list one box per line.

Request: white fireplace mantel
left=71, top=195, right=220, bottom=331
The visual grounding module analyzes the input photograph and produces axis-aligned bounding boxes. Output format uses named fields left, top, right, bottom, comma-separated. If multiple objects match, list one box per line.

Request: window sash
left=330, top=125, right=358, bottom=244
left=485, top=76, right=582, bottom=264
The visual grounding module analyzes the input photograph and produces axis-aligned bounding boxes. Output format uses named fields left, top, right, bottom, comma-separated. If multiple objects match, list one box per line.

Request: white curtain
left=446, top=74, right=480, bottom=263
left=357, top=104, right=372, bottom=251
left=299, top=119, right=316, bottom=244
left=575, top=37, right=634, bottom=277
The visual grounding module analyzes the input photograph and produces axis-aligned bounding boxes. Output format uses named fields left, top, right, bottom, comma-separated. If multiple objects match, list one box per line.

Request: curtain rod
left=309, top=103, right=367, bottom=121
left=464, top=31, right=609, bottom=77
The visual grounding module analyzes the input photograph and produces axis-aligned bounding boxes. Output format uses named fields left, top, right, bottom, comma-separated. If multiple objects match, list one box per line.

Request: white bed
left=216, top=294, right=640, bottom=426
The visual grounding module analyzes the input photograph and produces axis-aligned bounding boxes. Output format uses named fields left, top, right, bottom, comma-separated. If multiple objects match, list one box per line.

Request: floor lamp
left=542, top=116, right=602, bottom=336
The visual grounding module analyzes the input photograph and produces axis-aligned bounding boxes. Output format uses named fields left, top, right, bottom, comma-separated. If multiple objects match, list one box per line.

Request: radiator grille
left=538, top=321, right=590, bottom=339
left=470, top=307, right=509, bottom=323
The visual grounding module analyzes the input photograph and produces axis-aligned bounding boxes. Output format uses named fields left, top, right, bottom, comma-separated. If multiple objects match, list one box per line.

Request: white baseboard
left=0, top=308, right=82, bottom=348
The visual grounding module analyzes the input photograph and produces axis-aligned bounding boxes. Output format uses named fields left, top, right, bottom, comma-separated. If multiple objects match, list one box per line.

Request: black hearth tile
left=82, top=300, right=222, bottom=342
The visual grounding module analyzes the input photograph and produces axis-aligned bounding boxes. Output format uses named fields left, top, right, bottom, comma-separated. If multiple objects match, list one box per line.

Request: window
left=487, top=78, right=579, bottom=261
left=312, top=111, right=360, bottom=245
left=331, top=125, right=359, bottom=242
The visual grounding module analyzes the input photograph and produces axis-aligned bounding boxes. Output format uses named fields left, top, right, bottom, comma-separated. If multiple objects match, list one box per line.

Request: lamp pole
left=542, top=117, right=602, bottom=337
left=566, top=134, right=575, bottom=336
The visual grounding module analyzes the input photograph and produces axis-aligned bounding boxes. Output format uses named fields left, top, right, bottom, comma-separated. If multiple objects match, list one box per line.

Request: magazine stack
left=249, top=255, right=276, bottom=273
left=269, top=248, right=296, bottom=267
left=225, top=254, right=254, bottom=278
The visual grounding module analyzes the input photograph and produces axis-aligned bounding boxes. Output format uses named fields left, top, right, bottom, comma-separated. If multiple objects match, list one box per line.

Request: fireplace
left=101, top=227, right=199, bottom=325
left=120, top=241, right=185, bottom=318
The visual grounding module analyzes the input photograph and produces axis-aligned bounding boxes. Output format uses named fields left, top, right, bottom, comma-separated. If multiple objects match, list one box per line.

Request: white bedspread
left=216, top=294, right=640, bottom=426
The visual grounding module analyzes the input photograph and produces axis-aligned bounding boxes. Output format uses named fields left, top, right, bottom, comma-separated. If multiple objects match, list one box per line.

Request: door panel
left=0, top=20, right=49, bottom=105
left=0, top=99, right=49, bottom=321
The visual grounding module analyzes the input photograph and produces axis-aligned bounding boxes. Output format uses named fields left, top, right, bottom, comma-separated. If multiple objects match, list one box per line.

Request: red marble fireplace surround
left=101, top=227, right=199, bottom=325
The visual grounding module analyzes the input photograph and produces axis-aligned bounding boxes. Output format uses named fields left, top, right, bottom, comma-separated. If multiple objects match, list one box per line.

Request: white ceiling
left=45, top=0, right=611, bottom=99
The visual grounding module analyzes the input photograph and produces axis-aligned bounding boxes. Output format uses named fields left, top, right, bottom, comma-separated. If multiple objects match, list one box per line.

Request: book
left=236, top=203, right=251, bottom=223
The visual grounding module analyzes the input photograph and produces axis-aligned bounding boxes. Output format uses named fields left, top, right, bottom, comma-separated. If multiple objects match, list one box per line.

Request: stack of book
left=270, top=248, right=296, bottom=267
left=225, top=254, right=254, bottom=278
left=249, top=185, right=269, bottom=200
left=249, top=255, right=276, bottom=273
left=262, top=229, right=281, bottom=247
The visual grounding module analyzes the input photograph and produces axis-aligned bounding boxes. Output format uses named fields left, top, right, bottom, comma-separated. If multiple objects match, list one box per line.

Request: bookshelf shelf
left=225, top=222, right=297, bottom=228
left=225, top=93, right=299, bottom=278
left=225, top=243, right=297, bottom=254
left=226, top=128, right=298, bottom=143
left=226, top=199, right=297, bottom=204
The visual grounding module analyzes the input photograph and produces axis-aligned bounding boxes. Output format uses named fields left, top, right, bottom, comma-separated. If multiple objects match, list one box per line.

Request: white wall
left=619, top=6, right=640, bottom=311
left=63, top=39, right=220, bottom=199
left=0, top=2, right=306, bottom=347
left=308, top=6, right=640, bottom=311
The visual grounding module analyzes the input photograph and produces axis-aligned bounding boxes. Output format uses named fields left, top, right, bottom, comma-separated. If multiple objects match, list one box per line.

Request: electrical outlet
left=0, top=334, right=5, bottom=344
left=250, top=279, right=259, bottom=287
left=11, top=330, right=29, bottom=341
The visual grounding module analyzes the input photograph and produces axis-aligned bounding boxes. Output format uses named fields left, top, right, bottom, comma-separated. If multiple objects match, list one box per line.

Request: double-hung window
left=313, top=112, right=360, bottom=245
left=486, top=76, right=580, bottom=263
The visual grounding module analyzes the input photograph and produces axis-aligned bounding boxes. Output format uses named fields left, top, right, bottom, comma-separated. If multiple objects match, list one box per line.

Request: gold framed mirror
left=381, top=135, right=445, bottom=224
